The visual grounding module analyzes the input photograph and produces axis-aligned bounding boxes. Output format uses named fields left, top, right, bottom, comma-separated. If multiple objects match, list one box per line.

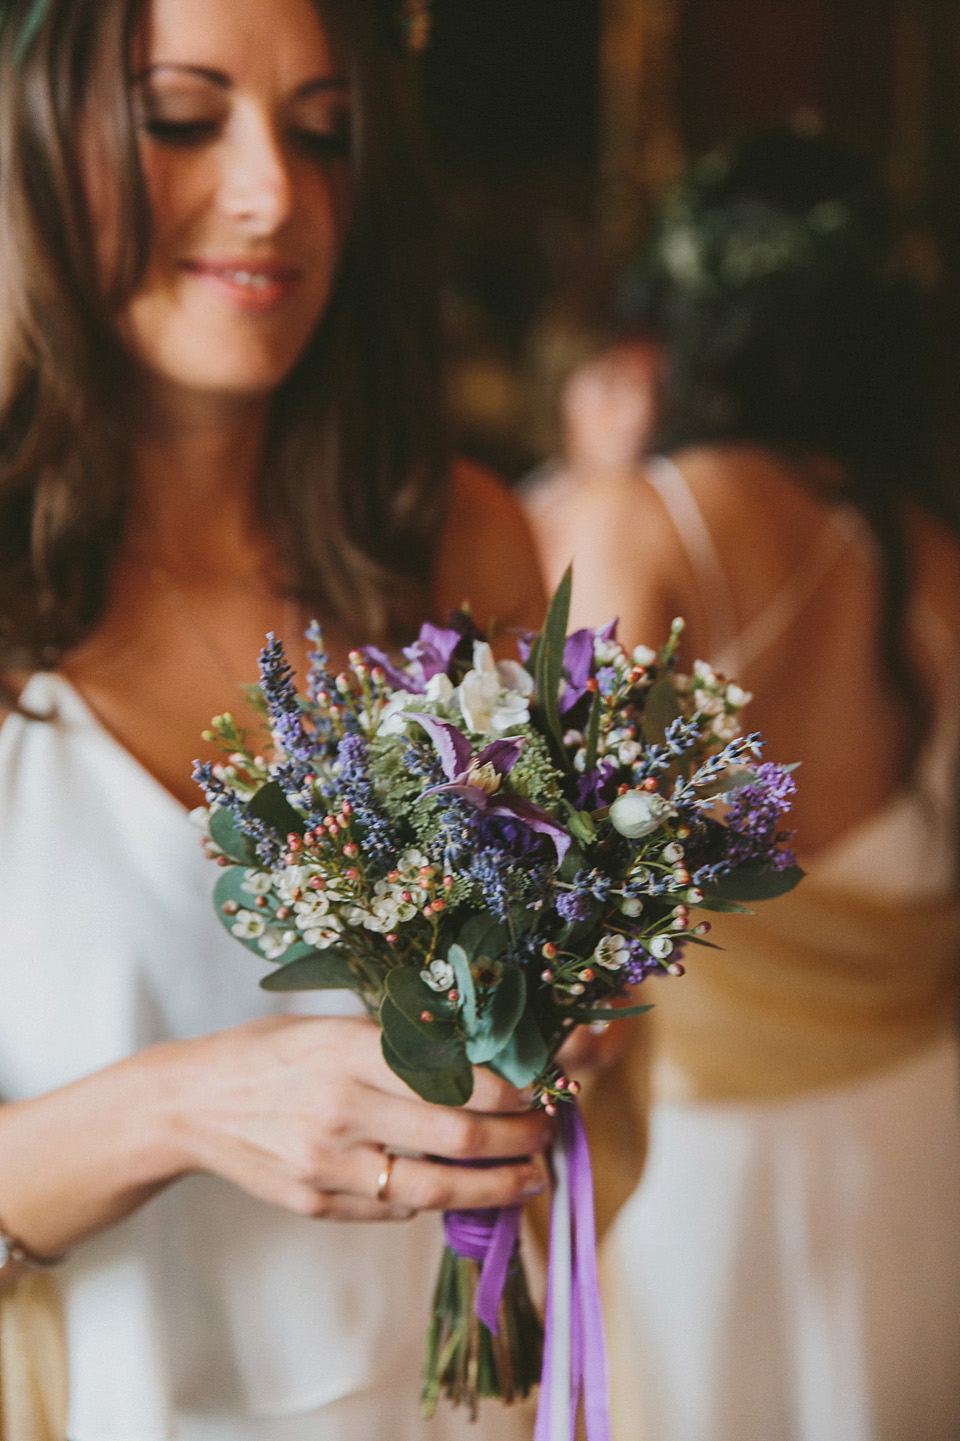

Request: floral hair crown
left=1, top=0, right=433, bottom=61
left=648, top=149, right=889, bottom=297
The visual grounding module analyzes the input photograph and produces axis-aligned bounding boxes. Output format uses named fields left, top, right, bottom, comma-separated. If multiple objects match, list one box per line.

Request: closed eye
left=289, top=128, right=350, bottom=162
left=141, top=118, right=219, bottom=147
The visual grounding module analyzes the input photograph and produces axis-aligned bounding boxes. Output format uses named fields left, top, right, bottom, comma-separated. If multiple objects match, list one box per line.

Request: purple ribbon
left=443, top=1204, right=522, bottom=1332
left=443, top=1102, right=611, bottom=1440
left=533, top=1102, right=611, bottom=1441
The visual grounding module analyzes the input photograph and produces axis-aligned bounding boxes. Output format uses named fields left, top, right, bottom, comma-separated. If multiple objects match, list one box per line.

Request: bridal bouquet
left=194, top=570, right=800, bottom=1434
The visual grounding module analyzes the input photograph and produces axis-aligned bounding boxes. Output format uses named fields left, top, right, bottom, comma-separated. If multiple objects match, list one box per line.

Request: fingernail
left=521, top=1174, right=546, bottom=1199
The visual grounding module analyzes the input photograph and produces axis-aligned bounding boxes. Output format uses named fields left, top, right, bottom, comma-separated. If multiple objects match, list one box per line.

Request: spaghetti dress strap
left=647, top=455, right=865, bottom=679
left=645, top=456, right=742, bottom=670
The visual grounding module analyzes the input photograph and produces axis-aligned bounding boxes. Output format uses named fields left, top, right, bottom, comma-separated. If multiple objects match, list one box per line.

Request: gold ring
left=376, top=1152, right=395, bottom=1202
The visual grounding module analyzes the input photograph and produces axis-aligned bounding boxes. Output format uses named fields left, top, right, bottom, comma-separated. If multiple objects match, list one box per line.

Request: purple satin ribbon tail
left=443, top=1204, right=522, bottom=1334
left=534, top=1101, right=612, bottom=1441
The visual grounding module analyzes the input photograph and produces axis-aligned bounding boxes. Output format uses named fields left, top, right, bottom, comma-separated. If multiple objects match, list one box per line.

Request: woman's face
left=103, top=0, right=351, bottom=404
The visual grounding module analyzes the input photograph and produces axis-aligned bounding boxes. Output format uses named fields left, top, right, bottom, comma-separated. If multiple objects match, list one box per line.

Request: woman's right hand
left=0, top=1015, right=551, bottom=1257
left=165, top=1014, right=551, bottom=1221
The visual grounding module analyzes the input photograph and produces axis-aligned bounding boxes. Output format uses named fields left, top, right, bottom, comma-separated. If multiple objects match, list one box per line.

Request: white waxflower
left=275, top=866, right=314, bottom=902
left=632, top=645, right=657, bottom=667
left=618, top=740, right=641, bottom=766
left=593, top=933, right=630, bottom=970
left=399, top=848, right=429, bottom=875
left=725, top=682, right=752, bottom=709
left=610, top=789, right=676, bottom=839
left=663, top=841, right=685, bottom=865
left=366, top=901, right=400, bottom=932
left=421, top=958, right=456, bottom=992
left=259, top=928, right=293, bottom=961
left=458, top=642, right=534, bottom=734
left=712, top=712, right=743, bottom=742
left=594, top=638, right=623, bottom=665
left=241, top=869, right=274, bottom=896
left=188, top=806, right=212, bottom=835
left=619, top=896, right=644, bottom=917
left=302, top=915, right=344, bottom=948
left=231, top=910, right=266, bottom=940
left=294, top=890, right=333, bottom=922
left=693, top=689, right=725, bottom=717
left=648, top=935, right=674, bottom=960
left=693, top=659, right=718, bottom=684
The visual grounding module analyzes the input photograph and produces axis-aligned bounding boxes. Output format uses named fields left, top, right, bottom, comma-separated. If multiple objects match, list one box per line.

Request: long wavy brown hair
left=0, top=0, right=449, bottom=672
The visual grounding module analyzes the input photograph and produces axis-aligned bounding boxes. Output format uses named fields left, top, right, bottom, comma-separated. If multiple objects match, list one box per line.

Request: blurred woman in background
left=530, top=128, right=960, bottom=1441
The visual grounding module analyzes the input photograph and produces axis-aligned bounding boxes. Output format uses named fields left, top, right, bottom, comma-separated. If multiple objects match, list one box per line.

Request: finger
left=386, top=1153, right=549, bottom=1213
left=352, top=1086, right=553, bottom=1164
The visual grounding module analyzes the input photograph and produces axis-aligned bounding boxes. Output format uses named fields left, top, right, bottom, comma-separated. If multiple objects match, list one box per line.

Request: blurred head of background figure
left=620, top=125, right=937, bottom=509
left=560, top=340, right=660, bottom=475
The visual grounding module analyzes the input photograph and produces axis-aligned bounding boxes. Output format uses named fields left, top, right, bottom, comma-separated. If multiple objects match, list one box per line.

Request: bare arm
left=0, top=1016, right=550, bottom=1260
left=433, top=459, right=547, bottom=639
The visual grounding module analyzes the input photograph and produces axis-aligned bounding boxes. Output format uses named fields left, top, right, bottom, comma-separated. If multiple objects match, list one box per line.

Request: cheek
left=136, top=148, right=207, bottom=257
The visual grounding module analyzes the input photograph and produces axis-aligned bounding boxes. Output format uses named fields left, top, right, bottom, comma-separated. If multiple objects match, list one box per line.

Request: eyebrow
left=130, top=64, right=350, bottom=98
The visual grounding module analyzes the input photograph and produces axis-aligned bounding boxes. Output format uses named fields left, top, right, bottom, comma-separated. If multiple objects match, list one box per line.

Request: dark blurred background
left=418, top=0, right=960, bottom=482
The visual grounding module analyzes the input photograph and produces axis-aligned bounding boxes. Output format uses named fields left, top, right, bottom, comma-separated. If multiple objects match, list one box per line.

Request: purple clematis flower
left=408, top=714, right=571, bottom=861
left=363, top=623, right=463, bottom=694
left=560, top=620, right=618, bottom=715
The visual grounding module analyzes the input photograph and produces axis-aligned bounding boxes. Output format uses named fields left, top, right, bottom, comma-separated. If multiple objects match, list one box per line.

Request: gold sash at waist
left=650, top=877, right=960, bottom=1101
left=0, top=1274, right=67, bottom=1441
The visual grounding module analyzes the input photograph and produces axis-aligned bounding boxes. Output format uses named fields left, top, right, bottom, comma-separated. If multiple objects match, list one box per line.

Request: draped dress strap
left=645, top=454, right=862, bottom=678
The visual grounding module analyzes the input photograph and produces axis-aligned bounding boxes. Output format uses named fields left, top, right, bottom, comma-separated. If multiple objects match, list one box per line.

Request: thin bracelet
left=0, top=1218, right=67, bottom=1268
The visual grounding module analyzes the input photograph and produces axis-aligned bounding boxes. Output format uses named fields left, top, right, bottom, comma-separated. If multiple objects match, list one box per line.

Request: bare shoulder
left=906, top=503, right=960, bottom=627
left=433, top=459, right=547, bottom=634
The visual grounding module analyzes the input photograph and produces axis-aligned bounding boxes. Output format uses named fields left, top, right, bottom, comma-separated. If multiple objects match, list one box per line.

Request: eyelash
left=141, top=118, right=350, bottom=161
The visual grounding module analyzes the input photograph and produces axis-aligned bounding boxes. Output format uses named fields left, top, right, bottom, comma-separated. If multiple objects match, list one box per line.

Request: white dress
left=0, top=672, right=538, bottom=1441
left=599, top=459, right=960, bottom=1441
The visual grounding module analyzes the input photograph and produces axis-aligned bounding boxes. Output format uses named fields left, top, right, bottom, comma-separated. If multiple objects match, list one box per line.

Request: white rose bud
left=610, top=789, right=675, bottom=840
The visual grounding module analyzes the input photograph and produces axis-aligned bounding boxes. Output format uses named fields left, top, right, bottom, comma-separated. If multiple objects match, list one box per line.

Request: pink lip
left=181, top=257, right=303, bottom=310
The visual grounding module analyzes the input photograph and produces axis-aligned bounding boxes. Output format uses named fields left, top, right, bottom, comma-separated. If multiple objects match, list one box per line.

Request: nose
left=217, top=106, right=293, bottom=235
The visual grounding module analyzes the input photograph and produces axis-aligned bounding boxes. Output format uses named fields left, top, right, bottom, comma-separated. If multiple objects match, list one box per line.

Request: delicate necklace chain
left=142, top=557, right=303, bottom=697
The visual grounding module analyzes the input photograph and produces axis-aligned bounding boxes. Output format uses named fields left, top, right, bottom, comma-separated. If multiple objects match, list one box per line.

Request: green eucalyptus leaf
left=465, top=963, right=526, bottom=1063
left=381, top=1032, right=474, bottom=1107
left=486, top=1008, right=549, bottom=1089
left=384, top=965, right=453, bottom=1029
left=209, top=808, right=259, bottom=865
left=455, top=915, right=511, bottom=962
left=683, top=933, right=723, bottom=950
left=694, top=897, right=754, bottom=914
left=642, top=676, right=681, bottom=745
left=260, top=949, right=358, bottom=990
left=567, top=1003, right=654, bottom=1023
left=380, top=995, right=465, bottom=1070
left=212, top=866, right=293, bottom=955
left=705, top=864, right=805, bottom=903
left=447, top=944, right=477, bottom=1032
left=246, top=780, right=306, bottom=838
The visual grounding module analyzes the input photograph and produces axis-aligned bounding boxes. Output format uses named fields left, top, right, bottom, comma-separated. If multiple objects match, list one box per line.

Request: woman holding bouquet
left=0, top=0, right=550, bottom=1436
left=544, top=129, right=960, bottom=1441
